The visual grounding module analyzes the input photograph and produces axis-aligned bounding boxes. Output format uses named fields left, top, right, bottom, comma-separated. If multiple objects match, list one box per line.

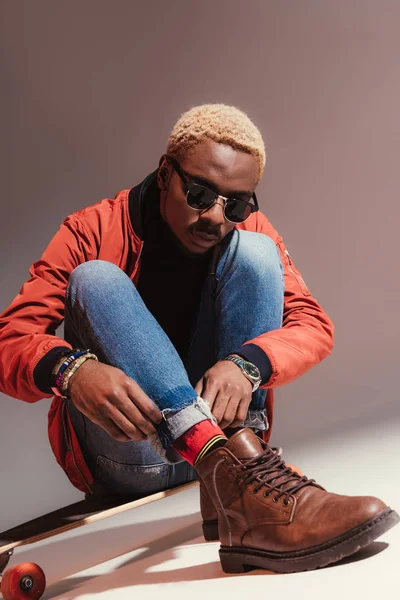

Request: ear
left=157, top=154, right=171, bottom=190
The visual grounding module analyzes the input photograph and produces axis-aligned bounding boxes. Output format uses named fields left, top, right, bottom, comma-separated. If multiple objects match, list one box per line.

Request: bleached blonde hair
left=166, top=104, right=266, bottom=180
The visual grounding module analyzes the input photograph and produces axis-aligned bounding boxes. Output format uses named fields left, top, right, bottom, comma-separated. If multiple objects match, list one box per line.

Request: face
left=157, top=139, right=260, bottom=255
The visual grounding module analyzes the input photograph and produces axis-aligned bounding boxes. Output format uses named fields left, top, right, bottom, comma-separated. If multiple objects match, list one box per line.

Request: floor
left=2, top=419, right=399, bottom=600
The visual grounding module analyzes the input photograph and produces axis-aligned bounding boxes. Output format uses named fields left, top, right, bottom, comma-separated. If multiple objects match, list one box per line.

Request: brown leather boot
left=201, top=443, right=288, bottom=541
left=195, top=428, right=399, bottom=573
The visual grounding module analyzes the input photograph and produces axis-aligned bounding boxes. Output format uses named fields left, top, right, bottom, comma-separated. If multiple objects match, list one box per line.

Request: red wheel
left=1, top=562, right=46, bottom=600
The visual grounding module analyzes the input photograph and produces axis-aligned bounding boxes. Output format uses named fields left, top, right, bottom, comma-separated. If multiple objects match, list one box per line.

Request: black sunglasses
left=167, top=156, right=259, bottom=224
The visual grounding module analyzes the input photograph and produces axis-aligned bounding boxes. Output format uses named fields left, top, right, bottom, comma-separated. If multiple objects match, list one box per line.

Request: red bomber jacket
left=0, top=171, right=334, bottom=493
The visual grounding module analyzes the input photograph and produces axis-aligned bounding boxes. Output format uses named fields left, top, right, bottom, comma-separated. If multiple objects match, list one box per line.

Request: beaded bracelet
left=60, top=353, right=98, bottom=396
left=50, top=349, right=94, bottom=397
left=60, top=353, right=97, bottom=391
left=53, top=352, right=73, bottom=376
left=51, top=349, right=90, bottom=389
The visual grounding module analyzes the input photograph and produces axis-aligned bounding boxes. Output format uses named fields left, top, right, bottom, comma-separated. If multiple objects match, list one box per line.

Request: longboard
left=0, top=480, right=199, bottom=600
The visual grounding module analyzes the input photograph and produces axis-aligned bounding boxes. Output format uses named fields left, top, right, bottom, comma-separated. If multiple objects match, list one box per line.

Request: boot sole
left=219, top=507, right=400, bottom=573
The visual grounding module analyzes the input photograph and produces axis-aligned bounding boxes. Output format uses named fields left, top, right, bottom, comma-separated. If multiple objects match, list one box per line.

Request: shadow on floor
left=42, top=537, right=391, bottom=599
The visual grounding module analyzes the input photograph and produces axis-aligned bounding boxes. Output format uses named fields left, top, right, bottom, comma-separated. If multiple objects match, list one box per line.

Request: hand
left=194, top=358, right=252, bottom=429
left=68, top=360, right=163, bottom=442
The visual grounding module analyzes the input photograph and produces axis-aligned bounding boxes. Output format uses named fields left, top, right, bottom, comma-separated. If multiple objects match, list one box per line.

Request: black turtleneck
left=137, top=193, right=211, bottom=361
left=136, top=193, right=272, bottom=384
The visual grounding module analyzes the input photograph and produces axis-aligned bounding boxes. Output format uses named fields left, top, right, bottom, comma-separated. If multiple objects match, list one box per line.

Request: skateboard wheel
left=1, top=562, right=46, bottom=600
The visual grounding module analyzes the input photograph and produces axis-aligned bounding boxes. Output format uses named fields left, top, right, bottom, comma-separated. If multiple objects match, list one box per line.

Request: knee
left=68, top=260, right=131, bottom=297
left=230, top=230, right=283, bottom=283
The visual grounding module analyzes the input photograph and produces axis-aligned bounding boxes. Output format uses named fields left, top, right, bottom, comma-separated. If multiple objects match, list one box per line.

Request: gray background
left=0, top=0, right=399, bottom=531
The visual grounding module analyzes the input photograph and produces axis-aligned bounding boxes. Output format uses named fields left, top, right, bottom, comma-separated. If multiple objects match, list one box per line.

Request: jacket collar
left=128, top=169, right=159, bottom=240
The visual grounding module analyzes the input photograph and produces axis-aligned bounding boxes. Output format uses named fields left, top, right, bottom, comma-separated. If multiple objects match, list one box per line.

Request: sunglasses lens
left=225, top=200, right=252, bottom=223
left=186, top=184, right=216, bottom=209
left=186, top=182, right=253, bottom=223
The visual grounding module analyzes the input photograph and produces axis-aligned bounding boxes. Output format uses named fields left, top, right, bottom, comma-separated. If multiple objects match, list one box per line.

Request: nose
left=200, top=198, right=225, bottom=225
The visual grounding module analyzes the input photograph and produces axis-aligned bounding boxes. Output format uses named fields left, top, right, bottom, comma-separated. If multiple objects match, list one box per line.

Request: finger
left=125, top=379, right=163, bottom=424
left=111, top=393, right=158, bottom=436
left=200, top=377, right=219, bottom=411
left=96, top=415, right=142, bottom=442
left=219, top=395, right=241, bottom=429
left=112, top=404, right=152, bottom=439
left=230, top=397, right=251, bottom=428
left=211, top=391, right=231, bottom=425
left=99, top=400, right=148, bottom=441
left=194, top=378, right=203, bottom=396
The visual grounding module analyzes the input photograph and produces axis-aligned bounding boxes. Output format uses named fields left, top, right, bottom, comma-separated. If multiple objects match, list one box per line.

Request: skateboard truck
left=0, top=552, right=11, bottom=598
left=0, top=550, right=13, bottom=578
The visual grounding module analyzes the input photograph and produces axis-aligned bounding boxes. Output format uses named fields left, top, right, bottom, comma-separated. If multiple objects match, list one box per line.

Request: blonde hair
left=166, top=104, right=266, bottom=180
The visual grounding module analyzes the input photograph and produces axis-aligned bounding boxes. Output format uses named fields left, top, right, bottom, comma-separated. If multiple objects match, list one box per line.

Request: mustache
left=192, top=223, right=221, bottom=237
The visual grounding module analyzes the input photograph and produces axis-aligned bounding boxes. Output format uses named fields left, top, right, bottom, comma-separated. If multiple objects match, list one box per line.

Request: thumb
left=194, top=378, right=203, bottom=396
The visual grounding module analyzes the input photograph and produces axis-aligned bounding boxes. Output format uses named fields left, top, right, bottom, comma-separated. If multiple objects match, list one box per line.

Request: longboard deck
left=0, top=480, right=199, bottom=555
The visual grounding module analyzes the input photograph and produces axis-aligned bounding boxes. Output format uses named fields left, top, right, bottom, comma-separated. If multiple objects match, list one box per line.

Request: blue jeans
left=64, top=230, right=284, bottom=497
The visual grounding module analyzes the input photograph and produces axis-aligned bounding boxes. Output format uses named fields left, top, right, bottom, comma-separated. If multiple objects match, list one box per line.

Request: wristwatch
left=223, top=355, right=262, bottom=391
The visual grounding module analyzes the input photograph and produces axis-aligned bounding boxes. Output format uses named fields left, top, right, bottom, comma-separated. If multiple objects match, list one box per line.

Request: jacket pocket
left=96, top=455, right=170, bottom=497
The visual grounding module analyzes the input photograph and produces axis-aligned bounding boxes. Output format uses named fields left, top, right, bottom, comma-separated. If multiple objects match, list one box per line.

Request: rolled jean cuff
left=239, top=408, right=269, bottom=431
left=148, top=397, right=216, bottom=463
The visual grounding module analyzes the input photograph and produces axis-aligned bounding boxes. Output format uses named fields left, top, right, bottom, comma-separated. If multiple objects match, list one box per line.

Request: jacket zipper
left=62, top=400, right=92, bottom=495
left=131, top=241, right=144, bottom=282
left=284, top=249, right=310, bottom=295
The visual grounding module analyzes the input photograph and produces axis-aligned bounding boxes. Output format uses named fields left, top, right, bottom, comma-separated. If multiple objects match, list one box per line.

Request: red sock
left=172, top=420, right=227, bottom=466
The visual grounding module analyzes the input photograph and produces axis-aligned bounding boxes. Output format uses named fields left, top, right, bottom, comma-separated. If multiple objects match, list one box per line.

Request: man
left=0, top=104, right=398, bottom=573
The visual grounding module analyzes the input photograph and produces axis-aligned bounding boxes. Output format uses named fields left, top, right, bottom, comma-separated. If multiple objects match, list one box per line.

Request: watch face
left=243, top=362, right=260, bottom=379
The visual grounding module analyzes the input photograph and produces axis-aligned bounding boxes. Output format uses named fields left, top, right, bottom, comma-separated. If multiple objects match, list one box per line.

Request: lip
left=190, top=230, right=219, bottom=247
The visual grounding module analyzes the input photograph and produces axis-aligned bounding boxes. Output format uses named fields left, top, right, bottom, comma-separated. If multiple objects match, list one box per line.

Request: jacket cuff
left=233, top=344, right=273, bottom=385
left=33, top=346, right=72, bottom=394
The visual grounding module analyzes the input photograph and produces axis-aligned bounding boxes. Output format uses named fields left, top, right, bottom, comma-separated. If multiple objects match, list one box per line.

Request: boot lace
left=226, top=445, right=316, bottom=505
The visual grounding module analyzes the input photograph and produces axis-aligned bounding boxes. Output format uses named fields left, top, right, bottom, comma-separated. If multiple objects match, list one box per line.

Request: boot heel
left=219, top=550, right=250, bottom=573
left=202, top=520, right=219, bottom=541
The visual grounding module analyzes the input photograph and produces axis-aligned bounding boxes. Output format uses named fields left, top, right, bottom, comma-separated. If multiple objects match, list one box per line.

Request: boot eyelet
left=272, top=497, right=279, bottom=503
left=283, top=499, right=291, bottom=506
left=263, top=491, right=271, bottom=498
